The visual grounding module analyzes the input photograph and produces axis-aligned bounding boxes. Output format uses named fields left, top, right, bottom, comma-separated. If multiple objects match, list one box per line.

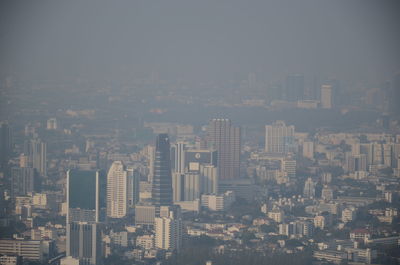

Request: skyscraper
left=24, top=138, right=47, bottom=177
left=265, top=121, right=295, bottom=154
left=207, top=119, right=240, bottom=180
left=66, top=222, right=101, bottom=265
left=172, top=142, right=186, bottom=174
left=321, top=84, right=333, bottom=109
left=0, top=122, right=12, bottom=171
left=152, top=134, right=173, bottom=207
left=107, top=161, right=128, bottom=218
left=67, top=169, right=106, bottom=223
left=154, top=207, right=182, bottom=251
left=66, top=169, right=105, bottom=265
left=11, top=167, right=36, bottom=198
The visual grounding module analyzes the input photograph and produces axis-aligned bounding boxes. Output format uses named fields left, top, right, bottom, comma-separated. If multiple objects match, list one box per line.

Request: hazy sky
left=1, top=0, right=399, bottom=84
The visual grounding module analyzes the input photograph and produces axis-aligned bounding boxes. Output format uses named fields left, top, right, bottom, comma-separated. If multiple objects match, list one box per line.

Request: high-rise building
left=285, top=74, right=304, bottom=102
left=67, top=170, right=106, bottom=223
left=184, top=149, right=217, bottom=173
left=66, top=170, right=105, bottom=265
left=107, top=161, right=128, bottom=218
left=265, top=121, right=295, bottom=154
left=11, top=167, right=36, bottom=198
left=152, top=134, right=173, bottom=207
left=127, top=167, right=140, bottom=208
left=0, top=122, right=12, bottom=171
left=171, top=142, right=186, bottom=174
left=66, top=222, right=101, bottom=265
left=207, top=119, right=240, bottom=180
left=321, top=85, right=333, bottom=109
left=200, top=164, right=218, bottom=194
left=154, top=209, right=182, bottom=251
left=303, top=177, right=316, bottom=198
left=24, top=138, right=47, bottom=177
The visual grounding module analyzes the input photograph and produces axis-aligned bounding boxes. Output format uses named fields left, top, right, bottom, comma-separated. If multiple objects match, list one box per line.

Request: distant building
left=107, top=161, right=128, bottom=218
left=201, top=191, right=235, bottom=211
left=207, top=119, right=240, bottom=179
left=0, top=239, right=48, bottom=263
left=152, top=134, right=173, bottom=207
left=24, top=138, right=47, bottom=177
left=10, top=167, right=36, bottom=198
left=46, top=118, right=57, bottom=130
left=67, top=169, right=106, bottom=223
left=0, top=122, right=12, bottom=171
left=155, top=209, right=182, bottom=251
left=265, top=121, right=295, bottom=154
left=342, top=207, right=357, bottom=223
left=303, top=177, right=316, bottom=198
left=66, top=222, right=101, bottom=265
left=321, top=85, right=333, bottom=109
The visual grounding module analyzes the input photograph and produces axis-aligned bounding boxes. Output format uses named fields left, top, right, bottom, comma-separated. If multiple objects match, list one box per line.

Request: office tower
left=303, top=177, right=316, bottom=198
left=183, top=172, right=201, bottom=201
left=172, top=142, right=186, bottom=174
left=107, top=161, right=128, bottom=218
left=67, top=169, right=106, bottom=223
left=0, top=122, right=12, bottom=171
left=172, top=172, right=184, bottom=202
left=152, top=134, right=173, bottom=207
left=154, top=209, right=182, bottom=251
left=127, top=167, right=140, bottom=208
left=200, top=164, right=218, bottom=194
left=321, top=85, right=333, bottom=109
left=147, top=145, right=155, bottom=183
left=265, top=121, right=295, bottom=154
left=66, top=222, right=101, bottom=265
left=24, top=138, right=47, bottom=177
left=11, top=167, right=36, bottom=198
left=184, top=149, right=217, bottom=173
left=285, top=74, right=304, bottom=101
left=207, top=119, right=240, bottom=180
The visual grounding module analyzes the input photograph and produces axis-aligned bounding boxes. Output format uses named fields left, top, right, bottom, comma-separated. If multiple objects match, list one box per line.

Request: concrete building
left=201, top=191, right=235, bottom=211
left=321, top=84, right=333, bottom=109
left=107, top=161, right=128, bottom=218
left=265, top=121, right=295, bottom=154
left=207, top=119, right=240, bottom=179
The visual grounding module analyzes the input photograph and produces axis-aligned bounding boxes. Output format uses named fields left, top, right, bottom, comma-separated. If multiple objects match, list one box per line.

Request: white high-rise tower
left=107, top=161, right=128, bottom=218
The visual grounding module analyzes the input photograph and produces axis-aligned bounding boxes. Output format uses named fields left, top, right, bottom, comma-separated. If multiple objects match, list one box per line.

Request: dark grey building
left=152, top=134, right=173, bottom=207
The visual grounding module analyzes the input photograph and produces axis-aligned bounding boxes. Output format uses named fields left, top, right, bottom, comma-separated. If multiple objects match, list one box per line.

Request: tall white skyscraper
left=321, top=84, right=332, bottom=109
left=265, top=121, right=295, bottom=154
left=107, top=161, right=128, bottom=218
left=155, top=209, right=182, bottom=251
left=173, top=142, right=186, bottom=174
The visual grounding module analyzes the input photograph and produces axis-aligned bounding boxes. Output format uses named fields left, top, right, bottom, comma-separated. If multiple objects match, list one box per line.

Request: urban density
left=0, top=1, right=399, bottom=265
